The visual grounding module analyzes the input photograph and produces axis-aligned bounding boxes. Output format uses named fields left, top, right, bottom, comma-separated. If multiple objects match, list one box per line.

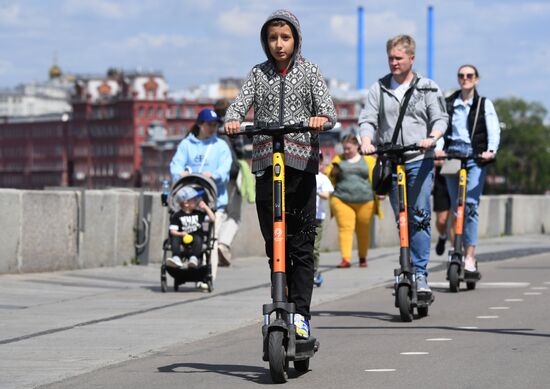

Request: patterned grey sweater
left=225, top=9, right=337, bottom=174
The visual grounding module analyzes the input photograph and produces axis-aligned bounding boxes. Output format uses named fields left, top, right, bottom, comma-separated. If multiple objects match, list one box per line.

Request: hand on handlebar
left=360, top=135, right=376, bottom=155
left=480, top=151, right=496, bottom=162
left=417, top=137, right=437, bottom=150
left=308, top=116, right=329, bottom=131
left=224, top=121, right=241, bottom=135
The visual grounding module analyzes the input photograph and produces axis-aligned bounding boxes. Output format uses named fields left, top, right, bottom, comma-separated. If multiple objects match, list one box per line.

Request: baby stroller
left=160, top=174, right=217, bottom=293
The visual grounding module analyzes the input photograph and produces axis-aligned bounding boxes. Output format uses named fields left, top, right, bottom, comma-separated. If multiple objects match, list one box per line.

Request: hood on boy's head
left=260, top=9, right=303, bottom=67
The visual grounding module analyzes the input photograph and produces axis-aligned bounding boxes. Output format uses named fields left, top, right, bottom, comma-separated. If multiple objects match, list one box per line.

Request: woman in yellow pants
left=325, top=134, right=383, bottom=268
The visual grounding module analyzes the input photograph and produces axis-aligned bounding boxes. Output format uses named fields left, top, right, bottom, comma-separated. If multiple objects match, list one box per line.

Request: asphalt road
left=38, top=247, right=550, bottom=389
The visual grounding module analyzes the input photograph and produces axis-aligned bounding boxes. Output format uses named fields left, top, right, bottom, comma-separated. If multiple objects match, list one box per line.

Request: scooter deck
left=464, top=270, right=482, bottom=281
left=417, top=292, right=435, bottom=307
left=295, top=337, right=319, bottom=360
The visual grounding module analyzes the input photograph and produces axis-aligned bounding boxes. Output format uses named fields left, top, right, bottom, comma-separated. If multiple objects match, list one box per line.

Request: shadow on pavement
left=157, top=362, right=273, bottom=384
left=311, top=310, right=402, bottom=323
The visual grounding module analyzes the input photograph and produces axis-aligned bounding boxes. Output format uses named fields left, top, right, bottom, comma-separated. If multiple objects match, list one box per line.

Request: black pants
left=170, top=233, right=203, bottom=259
left=255, top=166, right=316, bottom=319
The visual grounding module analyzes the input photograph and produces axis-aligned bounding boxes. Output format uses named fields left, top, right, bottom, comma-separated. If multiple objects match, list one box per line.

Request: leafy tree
left=486, top=98, right=550, bottom=194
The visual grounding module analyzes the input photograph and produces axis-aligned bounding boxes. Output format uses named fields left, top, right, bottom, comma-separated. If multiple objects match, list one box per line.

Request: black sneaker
left=435, top=236, right=447, bottom=256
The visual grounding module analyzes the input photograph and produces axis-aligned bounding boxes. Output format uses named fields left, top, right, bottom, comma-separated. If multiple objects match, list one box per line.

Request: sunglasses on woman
left=457, top=73, right=475, bottom=80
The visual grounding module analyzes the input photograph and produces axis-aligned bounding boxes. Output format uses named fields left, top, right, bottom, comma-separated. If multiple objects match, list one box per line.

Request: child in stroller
left=167, top=186, right=215, bottom=269
left=161, top=174, right=218, bottom=293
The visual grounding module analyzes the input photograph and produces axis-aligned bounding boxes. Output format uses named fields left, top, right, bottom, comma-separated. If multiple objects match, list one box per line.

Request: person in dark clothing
left=224, top=9, right=337, bottom=339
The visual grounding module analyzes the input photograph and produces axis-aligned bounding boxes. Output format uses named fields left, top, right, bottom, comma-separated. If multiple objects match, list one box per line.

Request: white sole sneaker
left=166, top=257, right=183, bottom=268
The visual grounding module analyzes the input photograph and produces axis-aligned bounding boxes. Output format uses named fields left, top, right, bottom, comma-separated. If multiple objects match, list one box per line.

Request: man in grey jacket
left=358, top=34, right=448, bottom=294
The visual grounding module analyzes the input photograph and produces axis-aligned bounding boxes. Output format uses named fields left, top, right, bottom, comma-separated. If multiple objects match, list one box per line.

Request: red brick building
left=0, top=70, right=362, bottom=190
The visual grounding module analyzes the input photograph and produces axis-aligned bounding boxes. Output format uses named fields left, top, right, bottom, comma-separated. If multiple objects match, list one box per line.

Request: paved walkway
left=1, top=235, right=549, bottom=389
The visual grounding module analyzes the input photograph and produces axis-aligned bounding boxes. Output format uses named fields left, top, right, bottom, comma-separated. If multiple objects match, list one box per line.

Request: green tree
left=487, top=98, right=550, bottom=194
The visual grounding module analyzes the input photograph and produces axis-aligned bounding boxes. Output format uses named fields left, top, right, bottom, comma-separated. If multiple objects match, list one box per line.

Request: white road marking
left=457, top=326, right=478, bottom=329
left=429, top=282, right=530, bottom=289
left=478, top=282, right=530, bottom=288
left=319, top=312, right=331, bottom=316
left=544, top=282, right=550, bottom=285
left=505, top=299, right=523, bottom=302
left=365, top=369, right=396, bottom=372
left=489, top=307, right=510, bottom=310
left=428, top=282, right=452, bottom=287
left=400, top=352, right=429, bottom=355
left=531, top=286, right=548, bottom=290
left=426, top=338, right=452, bottom=341
left=477, top=315, right=499, bottom=319
left=524, top=292, right=542, bottom=295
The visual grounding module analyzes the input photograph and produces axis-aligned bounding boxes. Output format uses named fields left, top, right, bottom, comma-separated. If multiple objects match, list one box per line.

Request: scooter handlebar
left=227, top=121, right=334, bottom=137
left=434, top=152, right=484, bottom=163
left=365, top=143, right=424, bottom=156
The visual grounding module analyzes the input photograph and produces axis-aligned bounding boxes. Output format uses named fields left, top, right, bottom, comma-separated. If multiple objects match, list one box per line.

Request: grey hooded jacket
left=225, top=9, right=337, bottom=174
left=358, top=73, right=448, bottom=162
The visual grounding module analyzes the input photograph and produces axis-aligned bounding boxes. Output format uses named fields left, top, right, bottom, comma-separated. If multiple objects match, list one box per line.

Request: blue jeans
left=389, top=158, right=434, bottom=276
left=445, top=144, right=487, bottom=247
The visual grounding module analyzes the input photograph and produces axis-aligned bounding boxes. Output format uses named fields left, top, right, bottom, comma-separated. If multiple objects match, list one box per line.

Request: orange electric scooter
left=232, top=121, right=332, bottom=383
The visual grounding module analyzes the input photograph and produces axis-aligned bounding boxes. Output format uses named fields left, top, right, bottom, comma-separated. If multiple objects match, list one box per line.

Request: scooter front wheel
left=397, top=285, right=413, bottom=322
left=448, top=263, right=460, bottom=293
left=268, top=330, right=288, bottom=383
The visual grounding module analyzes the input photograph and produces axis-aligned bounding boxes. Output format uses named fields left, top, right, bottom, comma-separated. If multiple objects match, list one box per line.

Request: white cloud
left=0, top=4, right=21, bottom=25
left=124, top=33, right=192, bottom=49
left=63, top=0, right=135, bottom=19
left=218, top=8, right=264, bottom=36
left=0, top=59, right=13, bottom=75
left=330, top=11, right=417, bottom=46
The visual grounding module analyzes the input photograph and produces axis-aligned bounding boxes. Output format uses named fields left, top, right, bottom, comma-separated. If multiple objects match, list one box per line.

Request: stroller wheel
left=161, top=279, right=167, bottom=293
left=207, top=280, right=213, bottom=293
left=174, top=282, right=179, bottom=292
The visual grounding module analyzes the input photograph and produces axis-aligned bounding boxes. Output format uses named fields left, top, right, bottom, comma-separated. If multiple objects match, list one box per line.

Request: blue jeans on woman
left=444, top=143, right=487, bottom=248
left=389, top=158, right=434, bottom=277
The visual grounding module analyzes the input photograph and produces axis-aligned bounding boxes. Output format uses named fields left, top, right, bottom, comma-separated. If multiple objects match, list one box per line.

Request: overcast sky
left=1, top=0, right=549, bottom=114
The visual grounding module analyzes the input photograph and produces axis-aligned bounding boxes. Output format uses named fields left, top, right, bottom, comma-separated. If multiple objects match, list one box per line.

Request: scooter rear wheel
left=268, top=330, right=288, bottom=383
left=448, top=263, right=460, bottom=293
left=417, top=305, right=429, bottom=317
left=397, top=285, right=413, bottom=322
left=294, top=358, right=310, bottom=372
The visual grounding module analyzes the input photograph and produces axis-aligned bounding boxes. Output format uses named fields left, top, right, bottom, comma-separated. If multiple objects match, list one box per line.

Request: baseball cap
left=197, top=108, right=222, bottom=123
left=176, top=186, right=203, bottom=202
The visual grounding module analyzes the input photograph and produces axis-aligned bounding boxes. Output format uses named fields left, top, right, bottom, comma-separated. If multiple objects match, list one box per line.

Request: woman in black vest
left=443, top=64, right=501, bottom=274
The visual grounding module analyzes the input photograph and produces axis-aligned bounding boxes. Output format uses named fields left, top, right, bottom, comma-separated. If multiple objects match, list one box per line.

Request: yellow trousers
left=330, top=196, right=375, bottom=262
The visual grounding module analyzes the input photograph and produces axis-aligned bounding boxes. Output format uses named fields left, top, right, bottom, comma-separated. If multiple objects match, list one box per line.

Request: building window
left=185, top=107, right=194, bottom=118
left=138, top=106, right=144, bottom=117
left=147, top=106, right=153, bottom=118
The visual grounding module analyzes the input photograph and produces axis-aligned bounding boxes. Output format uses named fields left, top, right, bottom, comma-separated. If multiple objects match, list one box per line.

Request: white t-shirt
left=390, top=77, right=410, bottom=102
left=316, top=173, right=334, bottom=220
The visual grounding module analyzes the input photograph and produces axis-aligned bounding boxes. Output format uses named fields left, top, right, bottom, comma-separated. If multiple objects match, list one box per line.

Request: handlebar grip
left=322, top=122, right=334, bottom=131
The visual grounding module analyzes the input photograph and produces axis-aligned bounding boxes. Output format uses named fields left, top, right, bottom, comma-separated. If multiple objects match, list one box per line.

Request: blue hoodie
left=170, top=133, right=232, bottom=210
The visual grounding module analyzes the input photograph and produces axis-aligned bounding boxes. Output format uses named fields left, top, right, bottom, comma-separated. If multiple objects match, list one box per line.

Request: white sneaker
left=464, top=256, right=477, bottom=272
left=196, top=281, right=209, bottom=290
left=188, top=256, right=199, bottom=268
left=166, top=256, right=184, bottom=268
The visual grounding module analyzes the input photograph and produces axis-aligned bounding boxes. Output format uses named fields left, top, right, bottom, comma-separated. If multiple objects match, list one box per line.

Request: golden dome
left=49, top=64, right=62, bottom=79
